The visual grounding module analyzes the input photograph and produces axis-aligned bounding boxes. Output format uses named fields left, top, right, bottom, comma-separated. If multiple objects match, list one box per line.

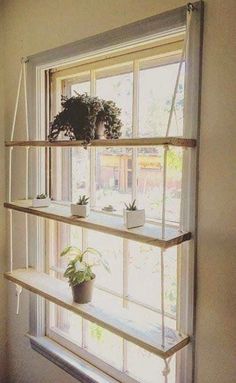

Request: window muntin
left=47, top=36, right=186, bottom=383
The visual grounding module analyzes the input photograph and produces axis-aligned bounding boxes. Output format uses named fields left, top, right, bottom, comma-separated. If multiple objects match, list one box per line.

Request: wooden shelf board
left=4, top=268, right=190, bottom=359
left=5, top=137, right=196, bottom=148
left=4, top=200, right=191, bottom=249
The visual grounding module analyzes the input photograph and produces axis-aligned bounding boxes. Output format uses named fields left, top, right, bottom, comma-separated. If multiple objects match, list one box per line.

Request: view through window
left=47, top=37, right=187, bottom=383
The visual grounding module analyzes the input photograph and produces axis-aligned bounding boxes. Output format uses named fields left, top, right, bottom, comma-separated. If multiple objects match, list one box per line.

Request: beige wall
left=1, top=0, right=236, bottom=382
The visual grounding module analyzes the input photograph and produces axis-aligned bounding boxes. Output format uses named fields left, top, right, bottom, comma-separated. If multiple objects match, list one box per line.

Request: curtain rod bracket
left=187, top=2, right=197, bottom=13
left=21, top=56, right=29, bottom=64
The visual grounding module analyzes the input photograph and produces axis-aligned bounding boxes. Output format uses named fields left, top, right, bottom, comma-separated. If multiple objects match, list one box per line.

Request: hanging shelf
left=5, top=137, right=196, bottom=148
left=4, top=268, right=190, bottom=359
left=4, top=200, right=191, bottom=249
left=5, top=4, right=200, bottom=370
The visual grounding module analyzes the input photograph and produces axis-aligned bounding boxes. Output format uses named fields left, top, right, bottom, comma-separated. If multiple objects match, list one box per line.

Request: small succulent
left=36, top=193, right=47, bottom=199
left=124, top=199, right=137, bottom=211
left=76, top=195, right=89, bottom=205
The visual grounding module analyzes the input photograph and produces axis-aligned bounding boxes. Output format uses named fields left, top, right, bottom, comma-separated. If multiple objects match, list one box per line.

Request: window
left=19, top=5, right=202, bottom=383
left=46, top=35, right=186, bottom=383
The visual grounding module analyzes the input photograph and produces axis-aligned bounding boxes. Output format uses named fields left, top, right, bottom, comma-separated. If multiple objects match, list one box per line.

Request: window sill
left=28, top=335, right=118, bottom=383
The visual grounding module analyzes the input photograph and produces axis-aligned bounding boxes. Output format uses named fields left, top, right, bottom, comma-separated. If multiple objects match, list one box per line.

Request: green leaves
left=36, top=193, right=47, bottom=199
left=124, top=199, right=137, bottom=211
left=61, top=245, right=110, bottom=286
left=77, top=195, right=90, bottom=205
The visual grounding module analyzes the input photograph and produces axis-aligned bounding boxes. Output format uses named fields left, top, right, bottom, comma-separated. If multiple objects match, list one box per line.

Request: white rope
left=160, top=248, right=165, bottom=348
left=161, top=145, right=169, bottom=239
left=8, top=58, right=30, bottom=316
left=9, top=210, right=13, bottom=273
left=11, top=66, right=23, bottom=141
left=8, top=147, right=13, bottom=203
left=159, top=3, right=195, bottom=350
left=8, top=147, right=13, bottom=273
left=23, top=59, right=29, bottom=140
left=25, top=146, right=29, bottom=269
left=165, top=7, right=193, bottom=137
left=15, top=284, right=23, bottom=315
left=162, top=357, right=172, bottom=383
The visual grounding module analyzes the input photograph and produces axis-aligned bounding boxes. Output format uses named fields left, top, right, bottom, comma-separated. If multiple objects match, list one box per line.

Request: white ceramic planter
left=123, top=209, right=145, bottom=229
left=71, top=204, right=90, bottom=217
left=32, top=197, right=51, bottom=208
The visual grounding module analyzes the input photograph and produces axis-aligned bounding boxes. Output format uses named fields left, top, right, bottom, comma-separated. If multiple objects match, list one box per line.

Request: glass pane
left=53, top=305, right=83, bottom=346
left=139, top=61, right=185, bottom=137
left=96, top=66, right=133, bottom=137
left=137, top=147, right=164, bottom=221
left=71, top=147, right=90, bottom=201
left=127, top=342, right=176, bottom=383
left=87, top=230, right=123, bottom=295
left=95, top=147, right=132, bottom=211
left=137, top=147, right=183, bottom=223
left=71, top=80, right=90, bottom=96
left=165, top=147, right=183, bottom=223
left=127, top=242, right=177, bottom=317
left=85, top=290, right=123, bottom=370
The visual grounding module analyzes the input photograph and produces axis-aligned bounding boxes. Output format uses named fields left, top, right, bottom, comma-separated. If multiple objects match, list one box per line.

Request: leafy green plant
left=36, top=193, right=47, bottom=199
left=61, top=246, right=110, bottom=287
left=124, top=199, right=137, bottom=211
left=76, top=195, right=89, bottom=205
left=48, top=93, right=122, bottom=146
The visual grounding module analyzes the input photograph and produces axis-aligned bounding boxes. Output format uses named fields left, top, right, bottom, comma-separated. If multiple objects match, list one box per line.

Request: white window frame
left=26, top=3, right=203, bottom=383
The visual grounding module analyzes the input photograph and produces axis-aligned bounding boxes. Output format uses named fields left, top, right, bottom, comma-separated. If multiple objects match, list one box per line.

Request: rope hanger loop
left=9, top=56, right=30, bottom=315
left=165, top=2, right=196, bottom=138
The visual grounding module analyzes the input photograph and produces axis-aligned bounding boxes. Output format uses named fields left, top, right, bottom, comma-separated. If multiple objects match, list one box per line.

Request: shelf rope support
left=8, top=57, right=29, bottom=314
left=162, top=357, right=172, bottom=383
left=160, top=145, right=169, bottom=349
left=16, top=285, right=23, bottom=316
left=165, top=3, right=194, bottom=137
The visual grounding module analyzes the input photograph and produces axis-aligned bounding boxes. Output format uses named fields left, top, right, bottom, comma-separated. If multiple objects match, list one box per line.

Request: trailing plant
left=61, top=246, right=110, bottom=287
left=124, top=199, right=137, bottom=211
left=48, top=93, right=122, bottom=146
left=36, top=193, right=47, bottom=199
left=76, top=195, right=89, bottom=205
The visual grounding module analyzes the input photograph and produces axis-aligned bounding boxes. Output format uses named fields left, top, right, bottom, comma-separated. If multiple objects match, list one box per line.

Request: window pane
left=87, top=230, right=123, bottom=295
left=128, top=242, right=177, bottom=317
left=137, top=147, right=183, bottom=223
left=95, top=147, right=132, bottom=211
left=71, top=80, right=90, bottom=95
left=127, top=342, right=176, bottom=383
left=96, top=65, right=133, bottom=137
left=71, top=147, right=90, bottom=201
left=137, top=147, right=164, bottom=221
left=139, top=61, right=185, bottom=137
left=85, top=290, right=123, bottom=370
left=51, top=305, right=83, bottom=346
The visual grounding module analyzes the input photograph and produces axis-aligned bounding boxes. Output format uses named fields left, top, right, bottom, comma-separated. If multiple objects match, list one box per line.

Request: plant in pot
left=32, top=193, right=51, bottom=208
left=123, top=199, right=145, bottom=229
left=61, top=246, right=110, bottom=304
left=48, top=93, right=122, bottom=147
left=71, top=195, right=90, bottom=217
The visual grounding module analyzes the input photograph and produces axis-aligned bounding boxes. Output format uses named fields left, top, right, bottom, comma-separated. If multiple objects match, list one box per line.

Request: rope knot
left=162, top=365, right=171, bottom=377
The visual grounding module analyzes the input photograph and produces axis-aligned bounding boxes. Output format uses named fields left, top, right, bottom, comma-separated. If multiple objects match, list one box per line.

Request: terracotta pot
left=71, top=275, right=95, bottom=304
left=95, top=121, right=105, bottom=139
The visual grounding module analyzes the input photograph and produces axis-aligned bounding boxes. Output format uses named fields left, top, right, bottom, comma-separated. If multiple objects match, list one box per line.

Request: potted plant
left=32, top=193, right=51, bottom=208
left=123, top=199, right=145, bottom=229
left=48, top=93, right=122, bottom=146
left=61, top=246, right=110, bottom=304
left=71, top=195, right=90, bottom=217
